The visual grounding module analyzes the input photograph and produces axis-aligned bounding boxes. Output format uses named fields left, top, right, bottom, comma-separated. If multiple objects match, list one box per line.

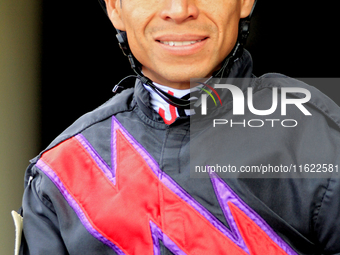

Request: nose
left=159, top=0, right=199, bottom=24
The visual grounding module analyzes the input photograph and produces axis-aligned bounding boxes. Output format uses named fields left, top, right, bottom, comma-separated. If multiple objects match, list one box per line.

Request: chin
left=160, top=68, right=212, bottom=83
left=142, top=62, right=216, bottom=88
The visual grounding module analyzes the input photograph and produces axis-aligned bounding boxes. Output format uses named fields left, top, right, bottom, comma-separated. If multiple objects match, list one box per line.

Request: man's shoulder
left=254, top=73, right=340, bottom=130
left=31, top=87, right=135, bottom=163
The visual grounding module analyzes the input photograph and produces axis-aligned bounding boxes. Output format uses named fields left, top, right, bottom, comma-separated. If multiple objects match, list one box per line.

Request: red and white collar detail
left=144, top=83, right=193, bottom=125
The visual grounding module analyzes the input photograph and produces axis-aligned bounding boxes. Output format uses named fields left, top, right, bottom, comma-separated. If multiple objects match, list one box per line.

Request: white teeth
left=160, top=40, right=202, bottom=46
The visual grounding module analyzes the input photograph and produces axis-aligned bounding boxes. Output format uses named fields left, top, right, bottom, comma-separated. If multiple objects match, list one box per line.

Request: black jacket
left=20, top=50, right=340, bottom=254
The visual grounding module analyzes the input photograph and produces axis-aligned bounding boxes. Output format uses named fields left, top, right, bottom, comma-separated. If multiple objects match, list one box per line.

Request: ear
left=240, top=0, right=256, bottom=19
left=104, top=0, right=126, bottom=31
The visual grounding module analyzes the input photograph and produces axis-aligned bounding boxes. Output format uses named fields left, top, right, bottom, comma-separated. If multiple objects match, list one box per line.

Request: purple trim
left=160, top=173, right=244, bottom=245
left=209, top=170, right=246, bottom=247
left=111, top=118, right=249, bottom=248
left=149, top=221, right=161, bottom=255
left=112, top=118, right=188, bottom=254
left=111, top=117, right=160, bottom=178
left=75, top=134, right=116, bottom=185
left=209, top=170, right=298, bottom=255
left=149, top=221, right=186, bottom=255
left=111, top=117, right=247, bottom=251
left=36, top=159, right=125, bottom=255
left=111, top=116, right=297, bottom=254
left=40, top=115, right=297, bottom=255
left=111, top=117, right=117, bottom=180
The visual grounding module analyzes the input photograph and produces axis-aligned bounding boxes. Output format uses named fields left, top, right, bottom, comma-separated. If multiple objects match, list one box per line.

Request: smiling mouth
left=158, top=38, right=207, bottom=46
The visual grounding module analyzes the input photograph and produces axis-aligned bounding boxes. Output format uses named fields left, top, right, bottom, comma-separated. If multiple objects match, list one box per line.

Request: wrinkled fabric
left=20, top=50, right=340, bottom=255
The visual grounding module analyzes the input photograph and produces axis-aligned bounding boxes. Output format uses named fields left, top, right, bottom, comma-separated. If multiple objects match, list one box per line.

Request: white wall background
left=0, top=0, right=40, bottom=253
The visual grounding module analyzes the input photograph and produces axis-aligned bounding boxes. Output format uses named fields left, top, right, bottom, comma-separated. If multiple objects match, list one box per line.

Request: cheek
left=122, top=11, right=155, bottom=61
left=219, top=14, right=241, bottom=52
left=126, top=34, right=153, bottom=69
left=123, top=23, right=147, bottom=59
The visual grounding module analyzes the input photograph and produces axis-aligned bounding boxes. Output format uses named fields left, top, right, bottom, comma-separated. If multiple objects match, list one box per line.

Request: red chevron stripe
left=39, top=124, right=291, bottom=254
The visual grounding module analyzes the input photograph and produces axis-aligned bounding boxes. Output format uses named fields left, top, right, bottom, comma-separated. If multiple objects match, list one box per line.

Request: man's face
left=105, top=0, right=254, bottom=89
